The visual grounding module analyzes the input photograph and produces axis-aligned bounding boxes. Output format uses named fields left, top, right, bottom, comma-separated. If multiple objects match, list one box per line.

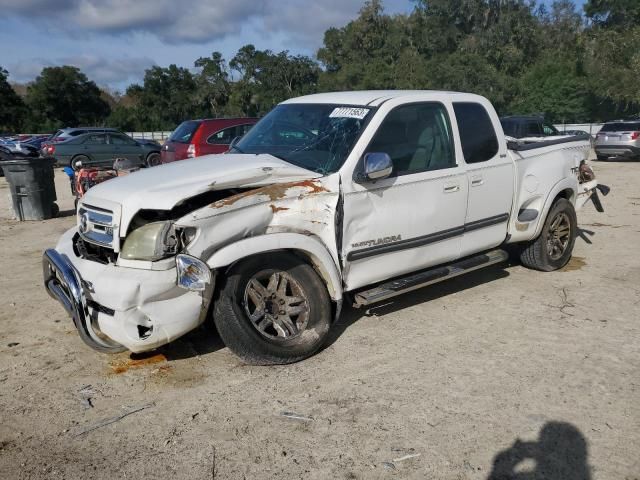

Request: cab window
left=366, top=103, right=455, bottom=175
left=453, top=102, right=499, bottom=163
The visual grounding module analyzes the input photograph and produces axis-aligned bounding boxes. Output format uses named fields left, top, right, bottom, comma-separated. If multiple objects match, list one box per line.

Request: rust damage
left=109, top=352, right=167, bottom=374
left=210, top=179, right=329, bottom=209
left=270, top=205, right=290, bottom=213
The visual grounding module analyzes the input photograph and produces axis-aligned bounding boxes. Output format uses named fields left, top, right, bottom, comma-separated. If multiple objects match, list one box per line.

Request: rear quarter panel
left=507, top=141, right=589, bottom=243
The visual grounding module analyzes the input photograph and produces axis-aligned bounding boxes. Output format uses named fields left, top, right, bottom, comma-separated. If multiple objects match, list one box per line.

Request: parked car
left=48, top=127, right=120, bottom=143
left=500, top=115, right=562, bottom=139
left=21, top=136, right=49, bottom=151
left=594, top=120, right=640, bottom=160
left=161, top=117, right=257, bottom=163
left=0, top=144, right=39, bottom=176
left=43, top=90, right=605, bottom=364
left=44, top=131, right=161, bottom=167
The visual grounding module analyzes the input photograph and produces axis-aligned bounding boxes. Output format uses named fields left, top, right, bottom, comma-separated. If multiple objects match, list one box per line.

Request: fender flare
left=532, top=177, right=577, bottom=238
left=205, top=233, right=343, bottom=301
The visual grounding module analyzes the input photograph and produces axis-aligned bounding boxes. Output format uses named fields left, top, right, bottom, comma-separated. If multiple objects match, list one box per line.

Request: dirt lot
left=0, top=161, right=638, bottom=479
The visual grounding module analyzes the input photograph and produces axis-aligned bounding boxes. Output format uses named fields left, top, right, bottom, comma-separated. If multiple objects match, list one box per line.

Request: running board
left=352, top=249, right=509, bottom=307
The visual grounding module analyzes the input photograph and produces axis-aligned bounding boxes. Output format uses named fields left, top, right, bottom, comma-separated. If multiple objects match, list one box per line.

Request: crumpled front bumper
left=43, top=228, right=212, bottom=353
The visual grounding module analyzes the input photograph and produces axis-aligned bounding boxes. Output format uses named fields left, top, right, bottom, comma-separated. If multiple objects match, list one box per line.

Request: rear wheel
left=213, top=253, right=332, bottom=365
left=520, top=198, right=577, bottom=271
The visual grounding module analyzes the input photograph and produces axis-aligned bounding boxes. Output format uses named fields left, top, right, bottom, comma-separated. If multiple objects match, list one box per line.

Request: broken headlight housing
left=120, top=221, right=178, bottom=261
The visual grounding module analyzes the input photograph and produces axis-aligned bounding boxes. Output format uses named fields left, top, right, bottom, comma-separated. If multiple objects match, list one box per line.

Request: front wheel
left=213, top=253, right=332, bottom=365
left=520, top=198, right=577, bottom=271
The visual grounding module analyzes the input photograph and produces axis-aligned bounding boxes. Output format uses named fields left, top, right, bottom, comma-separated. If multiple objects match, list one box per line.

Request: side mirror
left=361, top=152, right=393, bottom=181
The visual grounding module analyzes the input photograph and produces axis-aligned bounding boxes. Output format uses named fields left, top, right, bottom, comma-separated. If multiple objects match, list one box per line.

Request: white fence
left=127, top=131, right=173, bottom=141
left=554, top=123, right=604, bottom=136
left=125, top=125, right=605, bottom=143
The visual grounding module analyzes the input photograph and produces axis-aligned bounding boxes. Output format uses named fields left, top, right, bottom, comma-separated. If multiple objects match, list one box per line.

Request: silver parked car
left=595, top=120, right=640, bottom=160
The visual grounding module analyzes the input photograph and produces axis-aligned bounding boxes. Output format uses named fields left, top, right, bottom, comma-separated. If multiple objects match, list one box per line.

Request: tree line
left=1, top=0, right=639, bottom=134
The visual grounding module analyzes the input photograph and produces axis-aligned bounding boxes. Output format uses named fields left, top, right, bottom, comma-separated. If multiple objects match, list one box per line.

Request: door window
left=207, top=125, right=241, bottom=145
left=83, top=134, right=106, bottom=145
left=109, top=133, right=137, bottom=145
left=367, top=103, right=455, bottom=175
left=453, top=103, right=499, bottom=163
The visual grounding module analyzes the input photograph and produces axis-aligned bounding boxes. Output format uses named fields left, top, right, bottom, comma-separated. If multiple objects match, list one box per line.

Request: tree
left=131, top=65, right=200, bottom=130
left=584, top=0, right=640, bottom=28
left=0, top=67, right=26, bottom=132
left=229, top=45, right=320, bottom=115
left=318, top=0, right=414, bottom=90
left=583, top=26, right=640, bottom=115
left=510, top=56, right=591, bottom=122
left=25, top=66, right=110, bottom=132
left=194, top=52, right=231, bottom=117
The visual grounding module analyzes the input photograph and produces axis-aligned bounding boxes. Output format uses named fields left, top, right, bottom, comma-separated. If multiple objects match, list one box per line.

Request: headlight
left=120, top=221, right=177, bottom=261
left=176, top=254, right=211, bottom=291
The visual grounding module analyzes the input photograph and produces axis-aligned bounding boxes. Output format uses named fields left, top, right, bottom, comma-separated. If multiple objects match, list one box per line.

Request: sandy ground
left=0, top=161, right=638, bottom=480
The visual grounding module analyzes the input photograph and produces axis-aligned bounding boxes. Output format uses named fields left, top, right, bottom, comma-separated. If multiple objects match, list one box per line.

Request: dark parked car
left=161, top=117, right=257, bottom=163
left=500, top=115, right=560, bottom=139
left=44, top=131, right=161, bottom=167
left=49, top=127, right=120, bottom=143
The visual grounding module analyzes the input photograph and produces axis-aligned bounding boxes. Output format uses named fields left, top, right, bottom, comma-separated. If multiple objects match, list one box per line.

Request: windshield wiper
left=229, top=145, right=245, bottom=154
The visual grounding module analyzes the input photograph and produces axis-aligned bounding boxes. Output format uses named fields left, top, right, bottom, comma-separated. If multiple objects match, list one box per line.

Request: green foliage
left=6, top=0, right=640, bottom=132
left=25, top=66, right=110, bottom=132
left=229, top=46, right=321, bottom=115
left=584, top=0, right=640, bottom=28
left=0, top=67, right=27, bottom=133
left=194, top=52, right=231, bottom=117
left=509, top=56, right=591, bottom=122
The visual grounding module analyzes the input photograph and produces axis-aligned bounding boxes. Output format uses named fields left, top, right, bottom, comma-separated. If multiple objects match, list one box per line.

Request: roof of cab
left=281, top=90, right=483, bottom=107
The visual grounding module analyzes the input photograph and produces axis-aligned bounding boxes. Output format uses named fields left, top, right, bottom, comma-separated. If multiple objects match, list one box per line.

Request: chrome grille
left=78, top=204, right=115, bottom=248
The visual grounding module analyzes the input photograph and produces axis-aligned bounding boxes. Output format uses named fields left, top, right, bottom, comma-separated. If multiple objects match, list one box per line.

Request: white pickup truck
left=43, top=91, right=605, bottom=364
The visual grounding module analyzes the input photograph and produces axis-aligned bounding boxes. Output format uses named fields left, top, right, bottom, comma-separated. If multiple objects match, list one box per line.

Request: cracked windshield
left=233, top=104, right=372, bottom=174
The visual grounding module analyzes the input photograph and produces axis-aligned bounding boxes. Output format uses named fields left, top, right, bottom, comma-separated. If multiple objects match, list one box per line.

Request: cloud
left=8, top=55, right=156, bottom=88
left=0, top=0, right=376, bottom=45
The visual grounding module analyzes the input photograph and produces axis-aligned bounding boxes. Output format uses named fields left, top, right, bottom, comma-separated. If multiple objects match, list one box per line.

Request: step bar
left=352, top=249, right=509, bottom=307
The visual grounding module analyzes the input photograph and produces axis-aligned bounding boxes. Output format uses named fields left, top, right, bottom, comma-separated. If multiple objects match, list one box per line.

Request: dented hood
left=82, top=153, right=319, bottom=232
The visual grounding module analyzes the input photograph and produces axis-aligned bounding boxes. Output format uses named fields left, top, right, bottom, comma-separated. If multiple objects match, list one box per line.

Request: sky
left=0, top=0, right=587, bottom=92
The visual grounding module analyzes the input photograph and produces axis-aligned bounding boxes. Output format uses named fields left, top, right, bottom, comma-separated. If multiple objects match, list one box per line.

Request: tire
left=520, top=198, right=577, bottom=271
left=145, top=152, right=161, bottom=167
left=213, top=253, right=332, bottom=365
left=71, top=155, right=90, bottom=169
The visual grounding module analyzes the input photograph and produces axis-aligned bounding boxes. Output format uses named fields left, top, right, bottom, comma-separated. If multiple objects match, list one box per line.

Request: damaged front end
left=42, top=157, right=340, bottom=353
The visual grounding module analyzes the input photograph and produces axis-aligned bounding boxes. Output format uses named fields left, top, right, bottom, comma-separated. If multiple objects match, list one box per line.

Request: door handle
left=443, top=183, right=460, bottom=193
left=471, top=175, right=484, bottom=187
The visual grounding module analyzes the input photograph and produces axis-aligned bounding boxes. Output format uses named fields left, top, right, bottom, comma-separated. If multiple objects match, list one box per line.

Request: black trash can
left=3, top=157, right=59, bottom=220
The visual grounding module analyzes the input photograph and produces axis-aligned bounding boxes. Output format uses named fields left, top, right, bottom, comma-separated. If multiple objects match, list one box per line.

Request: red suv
left=160, top=118, right=258, bottom=163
